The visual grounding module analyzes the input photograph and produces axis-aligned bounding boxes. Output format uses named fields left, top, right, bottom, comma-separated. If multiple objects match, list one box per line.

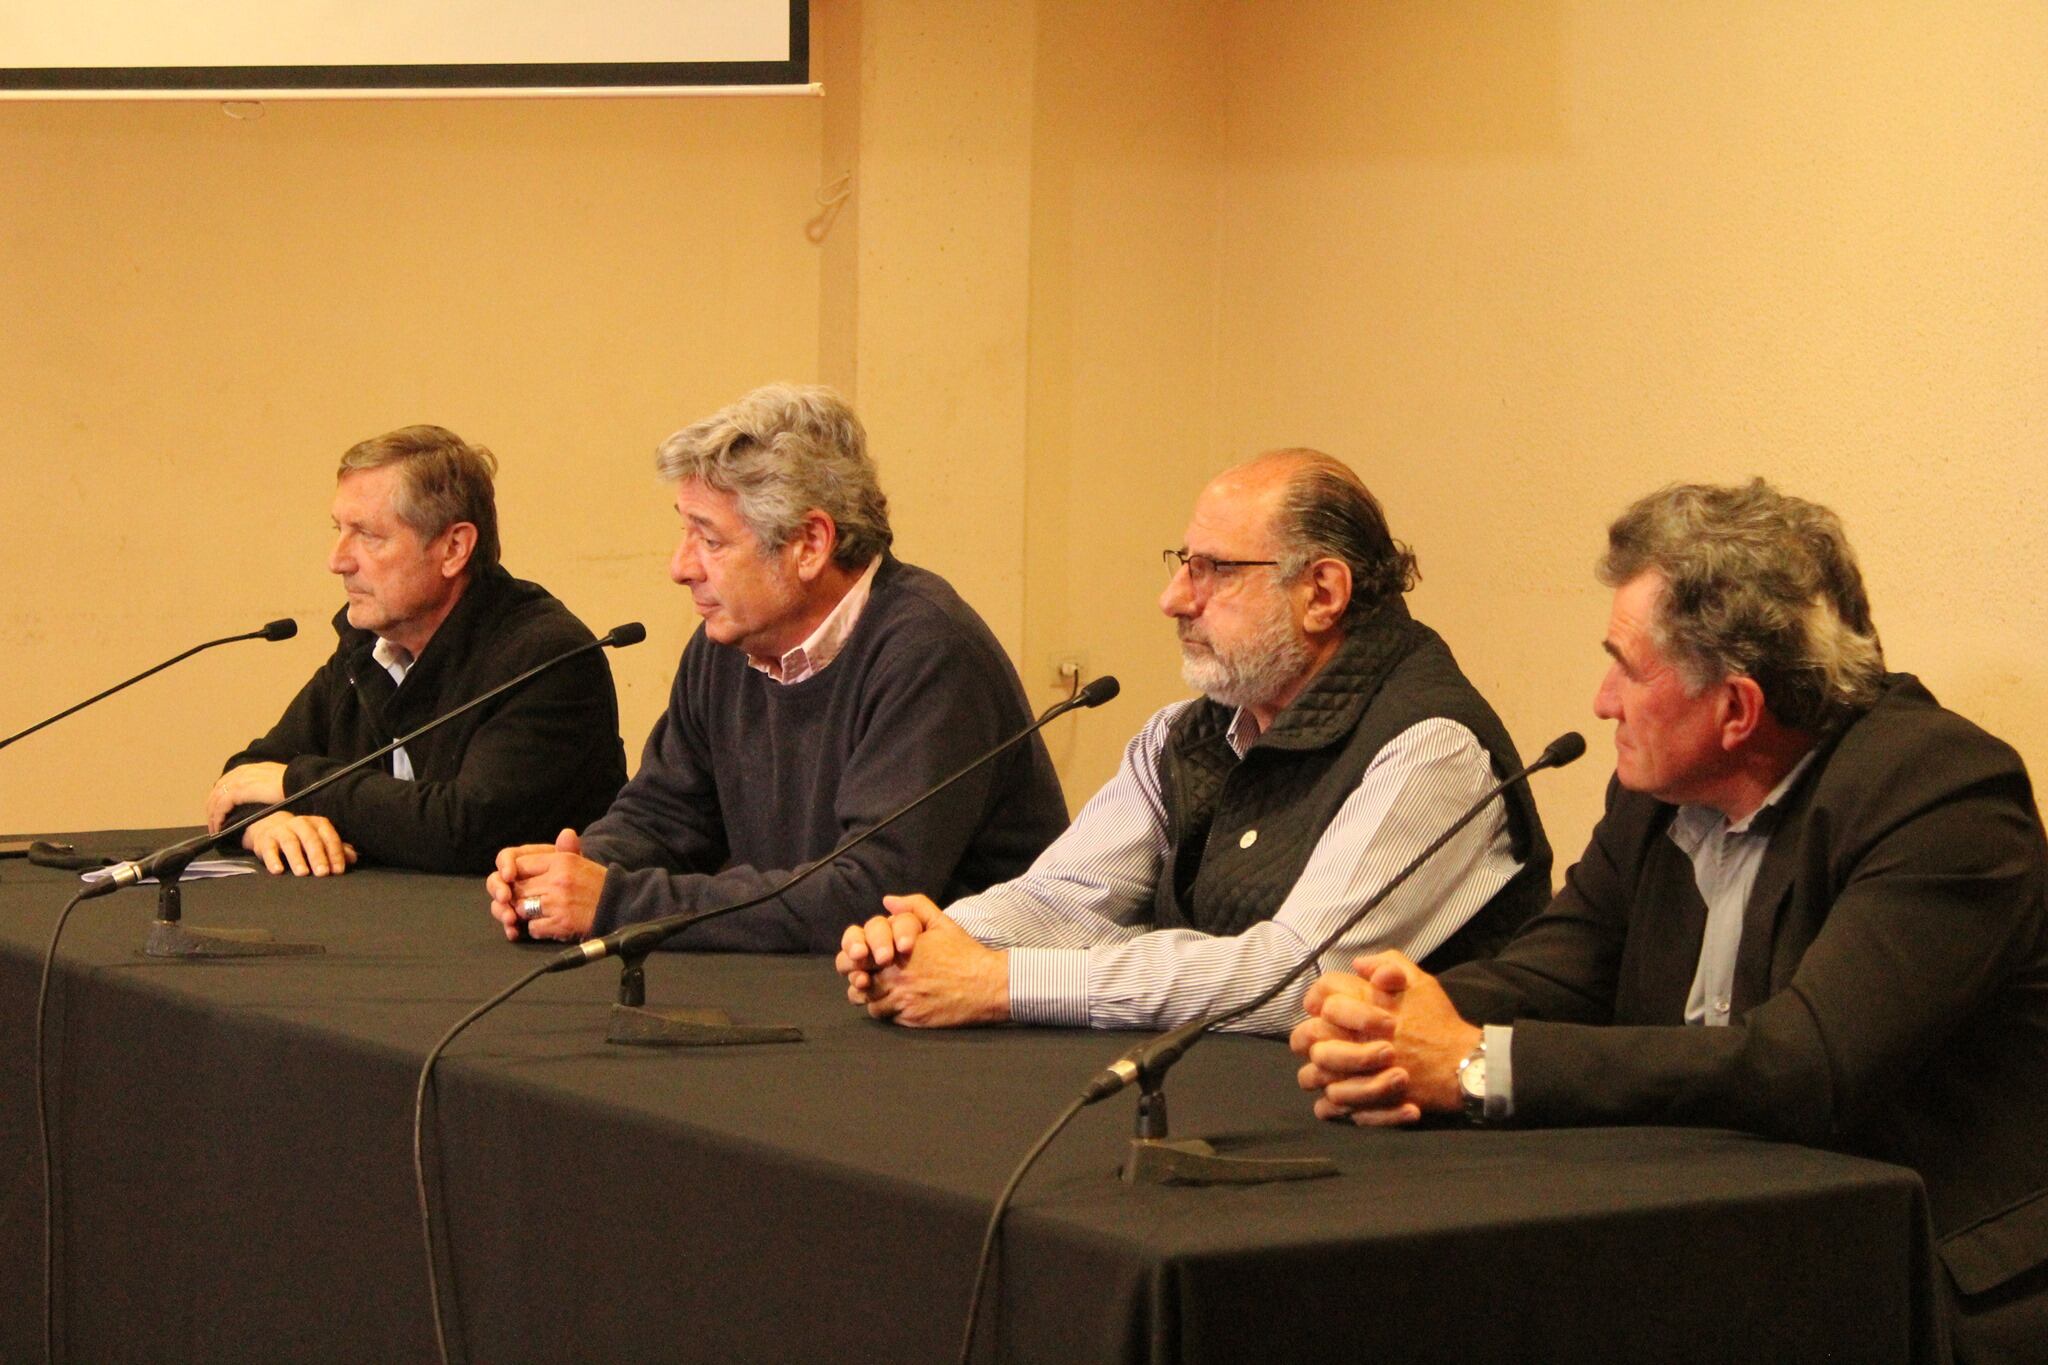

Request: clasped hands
left=207, top=761, right=357, bottom=877
left=486, top=828, right=608, bottom=941
left=1290, top=950, right=1481, bottom=1127
left=835, top=894, right=1010, bottom=1027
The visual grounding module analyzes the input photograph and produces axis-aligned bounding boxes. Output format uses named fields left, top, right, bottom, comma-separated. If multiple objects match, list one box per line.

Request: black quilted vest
left=1152, top=600, right=1552, bottom=971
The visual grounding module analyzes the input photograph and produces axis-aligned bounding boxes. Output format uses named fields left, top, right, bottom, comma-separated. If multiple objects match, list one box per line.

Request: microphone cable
left=412, top=959, right=557, bottom=1365
left=34, top=887, right=89, bottom=1365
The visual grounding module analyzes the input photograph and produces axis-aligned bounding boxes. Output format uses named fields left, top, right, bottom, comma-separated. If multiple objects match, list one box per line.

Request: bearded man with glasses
left=837, top=448, right=1552, bottom=1035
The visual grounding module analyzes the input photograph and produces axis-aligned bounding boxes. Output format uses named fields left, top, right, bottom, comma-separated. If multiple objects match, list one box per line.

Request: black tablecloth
left=1, top=832, right=1943, bottom=1363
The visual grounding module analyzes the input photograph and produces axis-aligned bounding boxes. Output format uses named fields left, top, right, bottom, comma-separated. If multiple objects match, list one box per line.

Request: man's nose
left=1593, top=663, right=1622, bottom=720
left=1159, top=564, right=1197, bottom=619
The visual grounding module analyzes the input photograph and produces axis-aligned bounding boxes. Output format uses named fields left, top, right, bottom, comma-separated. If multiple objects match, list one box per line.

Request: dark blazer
left=1441, top=676, right=2048, bottom=1317
left=223, top=563, right=628, bottom=874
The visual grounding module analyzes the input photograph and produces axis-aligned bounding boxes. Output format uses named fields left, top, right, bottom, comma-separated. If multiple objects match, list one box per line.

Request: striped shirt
left=946, top=706, right=1522, bottom=1034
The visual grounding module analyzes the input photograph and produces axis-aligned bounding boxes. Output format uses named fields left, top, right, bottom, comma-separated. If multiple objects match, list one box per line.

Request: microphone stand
left=550, top=677, right=1122, bottom=1047
left=144, top=865, right=329, bottom=960
left=82, top=623, right=648, bottom=959
left=1092, top=732, right=1586, bottom=1186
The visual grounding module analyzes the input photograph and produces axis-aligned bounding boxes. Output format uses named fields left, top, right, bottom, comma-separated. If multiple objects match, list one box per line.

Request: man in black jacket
left=207, top=425, right=626, bottom=875
left=1292, top=480, right=2048, bottom=1362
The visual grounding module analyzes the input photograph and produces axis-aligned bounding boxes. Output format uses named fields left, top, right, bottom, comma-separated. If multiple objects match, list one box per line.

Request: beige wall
left=1, top=94, right=826, bottom=830
left=6, top=1, right=2045, bottom=878
left=1021, top=0, right=2048, bottom=856
left=1205, top=0, right=2048, bottom=850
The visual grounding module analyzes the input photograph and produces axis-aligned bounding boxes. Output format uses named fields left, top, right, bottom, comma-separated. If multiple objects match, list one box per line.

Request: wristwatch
left=1457, top=1039, right=1489, bottom=1125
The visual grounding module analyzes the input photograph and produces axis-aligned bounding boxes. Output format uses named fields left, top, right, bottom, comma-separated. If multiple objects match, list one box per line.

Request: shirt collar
left=1225, top=707, right=1263, bottom=758
left=371, top=635, right=415, bottom=682
left=1669, top=747, right=1819, bottom=851
left=748, top=556, right=881, bottom=685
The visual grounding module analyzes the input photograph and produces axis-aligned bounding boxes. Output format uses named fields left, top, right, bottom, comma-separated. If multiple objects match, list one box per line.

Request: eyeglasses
left=1161, top=548, right=1282, bottom=595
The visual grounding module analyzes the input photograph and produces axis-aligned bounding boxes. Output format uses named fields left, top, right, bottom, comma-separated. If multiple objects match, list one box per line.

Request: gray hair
left=1262, top=449, right=1419, bottom=617
left=1599, top=479, right=1885, bottom=731
left=654, top=384, right=892, bottom=568
left=338, top=424, right=500, bottom=570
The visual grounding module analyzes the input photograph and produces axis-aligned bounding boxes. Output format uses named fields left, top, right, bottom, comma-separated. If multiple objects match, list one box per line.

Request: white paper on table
left=79, top=859, right=259, bottom=886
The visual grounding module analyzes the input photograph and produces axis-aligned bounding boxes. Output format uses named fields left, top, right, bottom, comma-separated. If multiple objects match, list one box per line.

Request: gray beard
left=1179, top=606, right=1314, bottom=711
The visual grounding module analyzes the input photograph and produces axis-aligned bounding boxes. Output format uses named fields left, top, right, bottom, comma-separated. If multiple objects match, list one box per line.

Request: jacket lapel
left=1629, top=831, right=1711, bottom=1024
left=1732, top=751, right=1831, bottom=1010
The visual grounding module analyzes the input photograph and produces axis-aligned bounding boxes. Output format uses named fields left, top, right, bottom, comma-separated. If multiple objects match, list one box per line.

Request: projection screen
left=1, top=0, right=809, bottom=97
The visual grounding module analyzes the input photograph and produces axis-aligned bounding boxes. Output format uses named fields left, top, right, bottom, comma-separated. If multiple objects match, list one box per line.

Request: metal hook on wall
left=806, top=170, right=854, bottom=243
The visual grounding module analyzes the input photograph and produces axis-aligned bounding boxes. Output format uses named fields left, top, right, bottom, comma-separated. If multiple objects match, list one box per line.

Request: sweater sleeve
left=577, top=656, right=734, bottom=883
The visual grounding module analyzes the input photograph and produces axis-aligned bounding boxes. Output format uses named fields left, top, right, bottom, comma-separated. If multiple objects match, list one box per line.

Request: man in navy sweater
left=487, top=384, right=1067, bottom=953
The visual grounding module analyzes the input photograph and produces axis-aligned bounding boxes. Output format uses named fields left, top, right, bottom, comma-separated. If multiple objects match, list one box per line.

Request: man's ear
left=1717, top=674, right=1768, bottom=750
left=789, top=509, right=842, bottom=583
left=439, top=522, right=478, bottom=580
left=1299, top=557, right=1353, bottom=634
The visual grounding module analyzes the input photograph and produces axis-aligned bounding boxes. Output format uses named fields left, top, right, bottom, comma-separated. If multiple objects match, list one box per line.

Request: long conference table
left=2, top=831, right=1944, bottom=1363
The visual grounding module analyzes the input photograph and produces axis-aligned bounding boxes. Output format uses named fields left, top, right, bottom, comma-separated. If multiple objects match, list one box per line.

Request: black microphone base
left=1119, top=1137, right=1337, bottom=1186
left=143, top=919, right=326, bottom=959
left=606, top=1003, right=802, bottom=1048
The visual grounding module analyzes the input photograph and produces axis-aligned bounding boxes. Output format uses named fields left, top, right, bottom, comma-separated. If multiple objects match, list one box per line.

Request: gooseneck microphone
left=1, top=618, right=298, bottom=752
left=1079, top=729, right=1587, bottom=1105
left=78, top=621, right=648, bottom=902
left=545, top=674, right=1122, bottom=973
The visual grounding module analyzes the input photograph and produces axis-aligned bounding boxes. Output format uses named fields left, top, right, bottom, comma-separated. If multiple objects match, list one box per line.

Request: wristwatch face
left=1459, top=1054, right=1487, bottom=1102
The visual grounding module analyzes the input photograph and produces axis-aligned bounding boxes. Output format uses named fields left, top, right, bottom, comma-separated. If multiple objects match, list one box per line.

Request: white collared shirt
left=371, top=636, right=416, bottom=780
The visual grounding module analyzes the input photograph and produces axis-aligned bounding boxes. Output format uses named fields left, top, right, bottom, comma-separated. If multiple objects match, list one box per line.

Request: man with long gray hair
left=487, top=384, right=1068, bottom=951
left=1293, top=479, right=2048, bottom=1360
left=209, top=424, right=627, bottom=875
left=836, top=448, right=1552, bottom=1034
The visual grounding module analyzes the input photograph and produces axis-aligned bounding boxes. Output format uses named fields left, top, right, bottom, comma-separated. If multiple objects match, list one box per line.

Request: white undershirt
left=370, top=636, right=416, bottom=781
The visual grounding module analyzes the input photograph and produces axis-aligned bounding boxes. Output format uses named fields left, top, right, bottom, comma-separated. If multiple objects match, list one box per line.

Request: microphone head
left=1540, top=731, right=1587, bottom=768
left=1075, top=675, right=1121, bottom=708
left=605, top=622, right=648, bottom=648
left=261, top=618, right=298, bottom=642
